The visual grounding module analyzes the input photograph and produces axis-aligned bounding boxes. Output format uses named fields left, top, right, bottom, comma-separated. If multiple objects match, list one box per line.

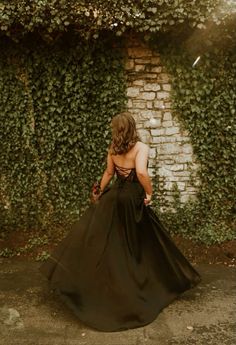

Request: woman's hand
left=91, top=182, right=102, bottom=203
left=144, top=193, right=152, bottom=205
left=91, top=192, right=101, bottom=203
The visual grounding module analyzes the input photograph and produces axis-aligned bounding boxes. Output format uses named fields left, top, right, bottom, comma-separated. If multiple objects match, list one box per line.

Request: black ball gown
left=39, top=165, right=201, bottom=332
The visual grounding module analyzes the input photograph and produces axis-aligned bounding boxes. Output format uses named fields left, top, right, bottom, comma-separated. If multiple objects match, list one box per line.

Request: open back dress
left=39, top=164, right=201, bottom=331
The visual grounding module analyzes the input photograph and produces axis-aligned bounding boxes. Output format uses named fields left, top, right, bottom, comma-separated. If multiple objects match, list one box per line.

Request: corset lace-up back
left=114, top=164, right=137, bottom=182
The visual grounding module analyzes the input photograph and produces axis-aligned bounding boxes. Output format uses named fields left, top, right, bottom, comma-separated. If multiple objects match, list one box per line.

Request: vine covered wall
left=0, top=1, right=236, bottom=245
left=125, top=35, right=198, bottom=205
left=0, top=34, right=126, bottom=231
left=149, top=33, right=236, bottom=244
left=1, top=0, right=233, bottom=40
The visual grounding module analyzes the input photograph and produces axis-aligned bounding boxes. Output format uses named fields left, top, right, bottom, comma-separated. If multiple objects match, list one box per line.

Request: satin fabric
left=39, top=167, right=201, bottom=331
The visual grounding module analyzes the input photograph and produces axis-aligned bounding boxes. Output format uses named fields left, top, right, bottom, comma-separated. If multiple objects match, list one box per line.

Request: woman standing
left=39, top=112, right=200, bottom=332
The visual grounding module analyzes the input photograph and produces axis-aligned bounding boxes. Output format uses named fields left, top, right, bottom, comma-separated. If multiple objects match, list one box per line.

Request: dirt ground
left=0, top=229, right=236, bottom=267
left=0, top=259, right=236, bottom=345
left=1, top=229, right=236, bottom=345
left=173, top=235, right=236, bottom=267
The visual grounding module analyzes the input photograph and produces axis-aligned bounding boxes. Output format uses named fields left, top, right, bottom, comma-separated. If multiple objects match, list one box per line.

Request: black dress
left=39, top=165, right=201, bottom=332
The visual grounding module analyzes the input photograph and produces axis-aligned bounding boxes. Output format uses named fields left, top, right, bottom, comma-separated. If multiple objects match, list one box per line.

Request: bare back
left=110, top=146, right=137, bottom=178
left=110, top=141, right=149, bottom=175
left=111, top=142, right=140, bottom=168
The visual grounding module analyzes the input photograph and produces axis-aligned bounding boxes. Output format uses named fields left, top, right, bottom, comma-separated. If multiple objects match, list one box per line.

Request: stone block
left=161, top=143, right=180, bottom=154
left=127, top=87, right=140, bottom=97
left=144, top=83, right=161, bottom=92
left=147, top=101, right=153, bottom=109
left=132, top=109, right=142, bottom=116
left=163, top=137, right=179, bottom=143
left=149, top=148, right=156, bottom=158
left=128, top=47, right=152, bottom=58
left=152, top=137, right=165, bottom=143
left=141, top=110, right=157, bottom=118
left=140, top=92, right=156, bottom=100
left=159, top=73, right=170, bottom=82
left=165, top=127, right=180, bottom=135
left=138, top=129, right=151, bottom=143
left=182, top=144, right=193, bottom=154
left=135, top=58, right=152, bottom=64
left=133, top=80, right=145, bottom=86
left=158, top=154, right=175, bottom=160
left=132, top=100, right=146, bottom=109
left=162, top=120, right=173, bottom=128
left=177, top=182, right=186, bottom=191
left=151, top=128, right=165, bottom=136
left=163, top=84, right=171, bottom=91
left=176, top=136, right=189, bottom=143
left=186, top=187, right=197, bottom=192
left=153, top=100, right=165, bottom=109
left=151, top=66, right=162, bottom=73
left=135, top=64, right=146, bottom=72
left=163, top=112, right=172, bottom=121
left=174, top=171, right=191, bottom=177
left=162, top=159, right=175, bottom=164
left=142, top=74, right=158, bottom=79
left=165, top=176, right=178, bottom=182
left=144, top=117, right=162, bottom=127
left=158, top=166, right=174, bottom=178
left=127, top=99, right=133, bottom=108
left=156, top=91, right=170, bottom=99
left=164, top=102, right=172, bottom=109
left=170, top=164, right=184, bottom=171
left=175, top=154, right=193, bottom=163
left=176, top=176, right=192, bottom=181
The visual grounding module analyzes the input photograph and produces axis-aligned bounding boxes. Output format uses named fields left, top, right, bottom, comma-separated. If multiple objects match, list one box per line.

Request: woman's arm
left=100, top=152, right=115, bottom=192
left=135, top=144, right=153, bottom=204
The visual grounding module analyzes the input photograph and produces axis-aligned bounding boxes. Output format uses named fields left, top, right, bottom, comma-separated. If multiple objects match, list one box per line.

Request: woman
left=39, top=112, right=200, bottom=332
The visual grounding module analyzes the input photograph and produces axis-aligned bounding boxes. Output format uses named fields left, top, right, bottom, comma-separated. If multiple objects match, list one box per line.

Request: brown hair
left=110, top=112, right=140, bottom=155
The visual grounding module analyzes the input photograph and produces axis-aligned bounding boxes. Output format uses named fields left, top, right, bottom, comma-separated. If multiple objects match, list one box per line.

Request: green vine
left=150, top=31, right=236, bottom=244
left=0, top=2, right=236, bottom=245
left=0, top=34, right=126, bottom=232
left=0, top=1, right=235, bottom=40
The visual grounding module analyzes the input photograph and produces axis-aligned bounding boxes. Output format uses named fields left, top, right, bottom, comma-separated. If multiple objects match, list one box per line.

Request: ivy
left=0, top=0, right=235, bottom=40
left=0, top=1, right=236, bottom=244
left=0, top=33, right=126, bottom=232
left=150, top=31, right=236, bottom=244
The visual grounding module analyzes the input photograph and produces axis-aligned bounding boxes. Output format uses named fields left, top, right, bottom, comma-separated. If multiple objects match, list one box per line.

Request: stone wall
left=125, top=37, right=198, bottom=203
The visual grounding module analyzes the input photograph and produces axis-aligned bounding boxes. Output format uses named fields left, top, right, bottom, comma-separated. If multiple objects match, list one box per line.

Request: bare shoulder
left=136, top=141, right=149, bottom=152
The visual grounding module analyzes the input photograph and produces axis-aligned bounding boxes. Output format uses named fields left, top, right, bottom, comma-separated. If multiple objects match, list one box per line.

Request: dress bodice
left=114, top=164, right=137, bottom=182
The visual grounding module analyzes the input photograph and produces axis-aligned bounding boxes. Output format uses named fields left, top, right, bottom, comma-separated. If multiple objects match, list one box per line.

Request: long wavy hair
left=110, top=112, right=140, bottom=155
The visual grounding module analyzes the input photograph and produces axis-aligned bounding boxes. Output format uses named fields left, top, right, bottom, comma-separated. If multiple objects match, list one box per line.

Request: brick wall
left=125, top=37, right=198, bottom=203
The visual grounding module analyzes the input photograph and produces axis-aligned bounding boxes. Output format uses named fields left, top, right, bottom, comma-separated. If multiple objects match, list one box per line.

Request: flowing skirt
left=39, top=178, right=201, bottom=331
